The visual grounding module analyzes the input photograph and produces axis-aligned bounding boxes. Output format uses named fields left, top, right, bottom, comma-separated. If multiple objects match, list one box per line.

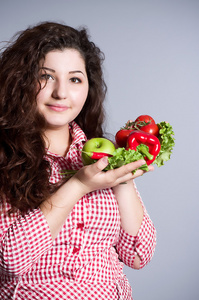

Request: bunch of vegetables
left=114, top=115, right=175, bottom=169
left=62, top=115, right=175, bottom=176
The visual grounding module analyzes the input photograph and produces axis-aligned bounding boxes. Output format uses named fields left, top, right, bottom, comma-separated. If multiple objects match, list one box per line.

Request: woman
left=0, top=22, right=156, bottom=299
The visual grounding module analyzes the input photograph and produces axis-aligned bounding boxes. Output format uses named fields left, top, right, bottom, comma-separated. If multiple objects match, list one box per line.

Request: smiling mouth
left=47, top=104, right=69, bottom=112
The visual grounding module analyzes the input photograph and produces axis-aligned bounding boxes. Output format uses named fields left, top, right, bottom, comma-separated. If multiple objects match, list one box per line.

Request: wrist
left=113, top=179, right=134, bottom=193
left=41, top=176, right=86, bottom=212
left=68, top=175, right=89, bottom=199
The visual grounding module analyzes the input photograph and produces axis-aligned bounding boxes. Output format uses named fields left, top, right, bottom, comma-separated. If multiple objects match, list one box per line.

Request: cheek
left=36, top=92, right=46, bottom=113
left=36, top=93, right=43, bottom=107
left=36, top=86, right=47, bottom=104
left=82, top=84, right=89, bottom=101
left=73, top=86, right=89, bottom=105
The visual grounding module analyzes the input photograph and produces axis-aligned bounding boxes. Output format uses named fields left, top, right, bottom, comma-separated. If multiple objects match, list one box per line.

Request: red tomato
left=115, top=129, right=134, bottom=147
left=140, top=123, right=159, bottom=136
left=134, top=115, right=159, bottom=136
left=135, top=115, right=155, bottom=126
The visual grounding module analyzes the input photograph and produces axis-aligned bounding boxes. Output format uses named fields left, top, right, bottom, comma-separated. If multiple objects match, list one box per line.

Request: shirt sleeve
left=115, top=182, right=156, bottom=269
left=0, top=204, right=53, bottom=276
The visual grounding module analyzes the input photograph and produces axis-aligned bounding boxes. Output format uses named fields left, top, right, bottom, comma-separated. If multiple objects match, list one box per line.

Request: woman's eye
left=70, top=77, right=81, bottom=83
left=40, top=74, right=54, bottom=80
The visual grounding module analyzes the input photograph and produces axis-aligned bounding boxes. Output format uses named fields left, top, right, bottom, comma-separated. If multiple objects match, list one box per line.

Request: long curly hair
left=0, top=21, right=107, bottom=213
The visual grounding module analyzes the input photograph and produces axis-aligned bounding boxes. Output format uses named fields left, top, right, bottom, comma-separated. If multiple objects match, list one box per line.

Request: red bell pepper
left=126, top=130, right=161, bottom=165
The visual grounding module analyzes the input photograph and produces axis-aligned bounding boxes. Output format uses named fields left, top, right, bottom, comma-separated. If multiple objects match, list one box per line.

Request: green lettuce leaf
left=153, top=121, right=175, bottom=167
left=104, top=147, right=149, bottom=173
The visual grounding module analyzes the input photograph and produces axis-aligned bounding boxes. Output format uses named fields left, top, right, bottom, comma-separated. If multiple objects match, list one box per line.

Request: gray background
left=1, top=0, right=198, bottom=299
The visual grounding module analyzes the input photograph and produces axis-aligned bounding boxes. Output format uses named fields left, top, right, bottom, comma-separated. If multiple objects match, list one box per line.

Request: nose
left=52, top=80, right=68, bottom=100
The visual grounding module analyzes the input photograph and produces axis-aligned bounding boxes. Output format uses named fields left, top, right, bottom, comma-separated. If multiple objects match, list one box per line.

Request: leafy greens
left=104, top=147, right=149, bottom=173
left=153, top=121, right=175, bottom=167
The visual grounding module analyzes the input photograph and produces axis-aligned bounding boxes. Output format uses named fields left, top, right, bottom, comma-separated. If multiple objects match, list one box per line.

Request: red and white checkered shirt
left=0, top=121, right=156, bottom=300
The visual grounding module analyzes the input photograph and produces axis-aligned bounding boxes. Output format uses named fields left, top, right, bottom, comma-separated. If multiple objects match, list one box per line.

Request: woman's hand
left=73, top=157, right=153, bottom=195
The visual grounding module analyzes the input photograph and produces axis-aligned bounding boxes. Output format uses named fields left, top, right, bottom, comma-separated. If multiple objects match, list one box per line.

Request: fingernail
left=102, top=156, right=108, bottom=164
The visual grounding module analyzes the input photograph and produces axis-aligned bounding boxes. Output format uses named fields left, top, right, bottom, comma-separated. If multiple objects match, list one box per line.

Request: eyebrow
left=69, top=70, right=86, bottom=77
left=41, top=67, right=85, bottom=76
left=41, top=67, right=55, bottom=72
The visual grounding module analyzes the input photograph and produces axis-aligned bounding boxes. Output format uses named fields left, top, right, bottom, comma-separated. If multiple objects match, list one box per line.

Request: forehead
left=43, top=49, right=85, bottom=65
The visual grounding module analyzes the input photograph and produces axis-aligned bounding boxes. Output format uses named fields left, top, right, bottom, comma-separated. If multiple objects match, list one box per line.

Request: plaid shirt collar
left=46, top=121, right=87, bottom=158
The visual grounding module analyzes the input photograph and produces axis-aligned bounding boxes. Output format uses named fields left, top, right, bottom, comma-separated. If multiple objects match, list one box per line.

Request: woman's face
left=36, top=49, right=89, bottom=130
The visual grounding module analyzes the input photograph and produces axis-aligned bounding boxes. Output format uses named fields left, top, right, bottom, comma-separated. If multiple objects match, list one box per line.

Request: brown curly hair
left=0, top=21, right=107, bottom=213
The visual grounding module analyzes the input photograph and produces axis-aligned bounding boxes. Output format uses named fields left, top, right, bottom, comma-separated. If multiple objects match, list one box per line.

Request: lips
left=47, top=104, right=69, bottom=112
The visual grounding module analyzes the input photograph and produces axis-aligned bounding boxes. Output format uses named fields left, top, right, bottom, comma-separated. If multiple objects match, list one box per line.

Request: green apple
left=82, top=137, right=116, bottom=165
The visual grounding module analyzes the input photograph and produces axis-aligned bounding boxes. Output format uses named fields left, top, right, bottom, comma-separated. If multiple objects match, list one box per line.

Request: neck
left=44, top=125, right=71, bottom=156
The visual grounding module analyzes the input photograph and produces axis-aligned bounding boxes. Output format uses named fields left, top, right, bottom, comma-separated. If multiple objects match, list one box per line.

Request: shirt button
left=72, top=247, right=80, bottom=254
left=77, top=223, right=84, bottom=229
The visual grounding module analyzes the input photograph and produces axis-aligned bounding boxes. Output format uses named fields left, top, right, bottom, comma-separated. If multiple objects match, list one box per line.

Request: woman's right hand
left=73, top=156, right=148, bottom=195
